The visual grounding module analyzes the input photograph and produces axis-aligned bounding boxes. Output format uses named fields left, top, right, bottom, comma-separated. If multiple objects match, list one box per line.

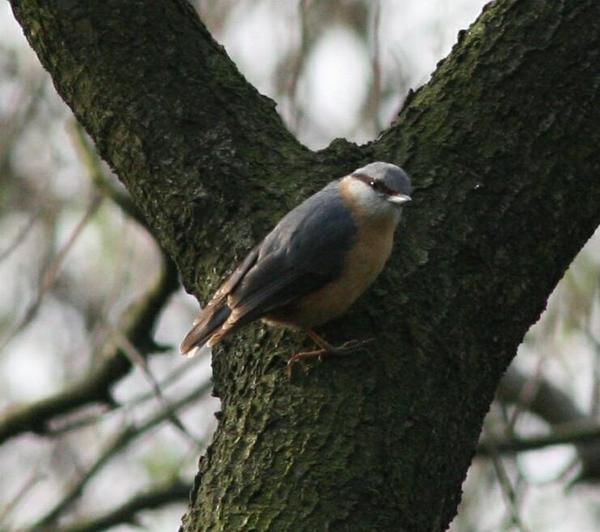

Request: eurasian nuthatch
left=180, top=162, right=412, bottom=371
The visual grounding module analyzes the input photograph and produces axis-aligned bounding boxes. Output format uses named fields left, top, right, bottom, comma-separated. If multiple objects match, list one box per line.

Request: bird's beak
left=388, top=194, right=412, bottom=206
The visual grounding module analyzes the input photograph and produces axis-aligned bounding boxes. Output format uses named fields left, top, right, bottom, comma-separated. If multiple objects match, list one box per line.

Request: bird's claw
left=286, top=349, right=326, bottom=378
left=286, top=337, right=374, bottom=377
left=334, top=337, right=375, bottom=354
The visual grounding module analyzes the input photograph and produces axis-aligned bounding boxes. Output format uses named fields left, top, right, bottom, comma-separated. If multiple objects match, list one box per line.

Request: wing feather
left=225, top=181, right=355, bottom=324
left=182, top=180, right=356, bottom=352
left=179, top=247, right=258, bottom=354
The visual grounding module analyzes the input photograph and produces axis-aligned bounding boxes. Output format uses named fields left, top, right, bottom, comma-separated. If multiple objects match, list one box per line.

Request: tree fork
left=9, top=0, right=600, bottom=530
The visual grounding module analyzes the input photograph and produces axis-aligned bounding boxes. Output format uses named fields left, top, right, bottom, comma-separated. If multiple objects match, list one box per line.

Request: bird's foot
left=332, top=337, right=375, bottom=355
left=286, top=338, right=374, bottom=377
left=286, top=348, right=328, bottom=376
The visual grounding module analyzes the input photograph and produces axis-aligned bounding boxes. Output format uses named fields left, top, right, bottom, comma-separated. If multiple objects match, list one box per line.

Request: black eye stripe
left=373, top=181, right=387, bottom=193
left=352, top=173, right=396, bottom=196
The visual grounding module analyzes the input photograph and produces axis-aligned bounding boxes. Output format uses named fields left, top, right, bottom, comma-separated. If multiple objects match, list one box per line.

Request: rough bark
left=9, top=0, right=600, bottom=530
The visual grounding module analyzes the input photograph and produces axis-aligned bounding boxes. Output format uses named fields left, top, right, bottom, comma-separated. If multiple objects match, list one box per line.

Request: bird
left=180, top=162, right=412, bottom=372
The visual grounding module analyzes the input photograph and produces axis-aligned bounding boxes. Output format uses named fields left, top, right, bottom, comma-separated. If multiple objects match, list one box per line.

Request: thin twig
left=496, top=365, right=600, bottom=480
left=30, top=382, right=210, bottom=530
left=0, top=75, right=46, bottom=175
left=370, top=0, right=383, bottom=134
left=488, top=449, right=529, bottom=532
left=507, top=356, right=546, bottom=431
left=0, top=254, right=180, bottom=444
left=59, top=479, right=190, bottom=532
left=479, top=420, right=600, bottom=455
left=0, top=120, right=181, bottom=444
left=0, top=207, right=43, bottom=263
left=285, top=0, right=310, bottom=132
left=47, top=353, right=207, bottom=436
left=111, top=328, right=203, bottom=447
left=0, top=194, right=102, bottom=352
left=0, top=468, right=46, bottom=527
left=585, top=322, right=600, bottom=417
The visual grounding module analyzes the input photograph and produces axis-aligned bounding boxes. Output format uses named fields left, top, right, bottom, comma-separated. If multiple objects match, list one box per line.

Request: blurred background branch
left=31, top=383, right=209, bottom=530
left=495, top=366, right=600, bottom=480
left=0, top=249, right=179, bottom=444
left=480, top=420, right=600, bottom=458
left=60, top=479, right=190, bottom=532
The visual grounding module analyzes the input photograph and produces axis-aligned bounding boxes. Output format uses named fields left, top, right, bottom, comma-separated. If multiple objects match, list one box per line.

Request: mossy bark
left=10, top=0, right=600, bottom=530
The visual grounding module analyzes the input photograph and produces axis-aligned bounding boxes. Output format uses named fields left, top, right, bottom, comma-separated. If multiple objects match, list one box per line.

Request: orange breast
left=291, top=216, right=394, bottom=326
left=264, top=183, right=397, bottom=329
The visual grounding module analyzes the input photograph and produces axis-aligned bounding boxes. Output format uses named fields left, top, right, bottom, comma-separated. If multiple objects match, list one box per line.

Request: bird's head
left=341, top=162, right=412, bottom=222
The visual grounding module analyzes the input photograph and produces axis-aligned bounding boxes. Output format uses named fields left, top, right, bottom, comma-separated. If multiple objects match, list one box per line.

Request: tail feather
left=180, top=305, right=231, bottom=355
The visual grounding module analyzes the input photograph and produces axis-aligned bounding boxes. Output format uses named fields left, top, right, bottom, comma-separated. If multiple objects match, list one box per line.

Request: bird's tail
left=180, top=305, right=231, bottom=357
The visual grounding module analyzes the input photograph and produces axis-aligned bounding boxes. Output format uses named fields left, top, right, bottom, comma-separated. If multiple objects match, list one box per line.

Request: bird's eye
left=370, top=180, right=386, bottom=193
left=353, top=173, right=395, bottom=195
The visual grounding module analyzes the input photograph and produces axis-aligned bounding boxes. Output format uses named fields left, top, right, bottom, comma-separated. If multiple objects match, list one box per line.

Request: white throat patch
left=341, top=176, right=402, bottom=224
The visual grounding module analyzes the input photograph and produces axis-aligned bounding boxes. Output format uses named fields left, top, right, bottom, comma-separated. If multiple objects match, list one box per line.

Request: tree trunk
left=10, top=0, right=600, bottom=530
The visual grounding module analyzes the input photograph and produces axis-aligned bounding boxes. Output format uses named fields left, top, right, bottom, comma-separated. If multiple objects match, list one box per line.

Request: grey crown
left=352, top=162, right=412, bottom=196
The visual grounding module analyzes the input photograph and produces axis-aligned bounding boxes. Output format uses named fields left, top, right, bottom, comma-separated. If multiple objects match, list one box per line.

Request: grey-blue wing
left=227, top=181, right=356, bottom=325
left=181, top=181, right=356, bottom=352
left=180, top=246, right=260, bottom=353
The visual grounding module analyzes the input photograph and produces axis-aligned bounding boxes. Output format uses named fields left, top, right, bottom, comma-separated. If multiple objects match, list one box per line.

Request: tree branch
left=59, top=479, right=190, bottom=532
left=0, top=252, right=179, bottom=443
left=0, top=193, right=102, bottom=352
left=479, top=420, right=600, bottom=455
left=31, top=382, right=209, bottom=530
left=9, top=0, right=600, bottom=530
left=0, top=111, right=180, bottom=443
left=491, top=366, right=600, bottom=480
